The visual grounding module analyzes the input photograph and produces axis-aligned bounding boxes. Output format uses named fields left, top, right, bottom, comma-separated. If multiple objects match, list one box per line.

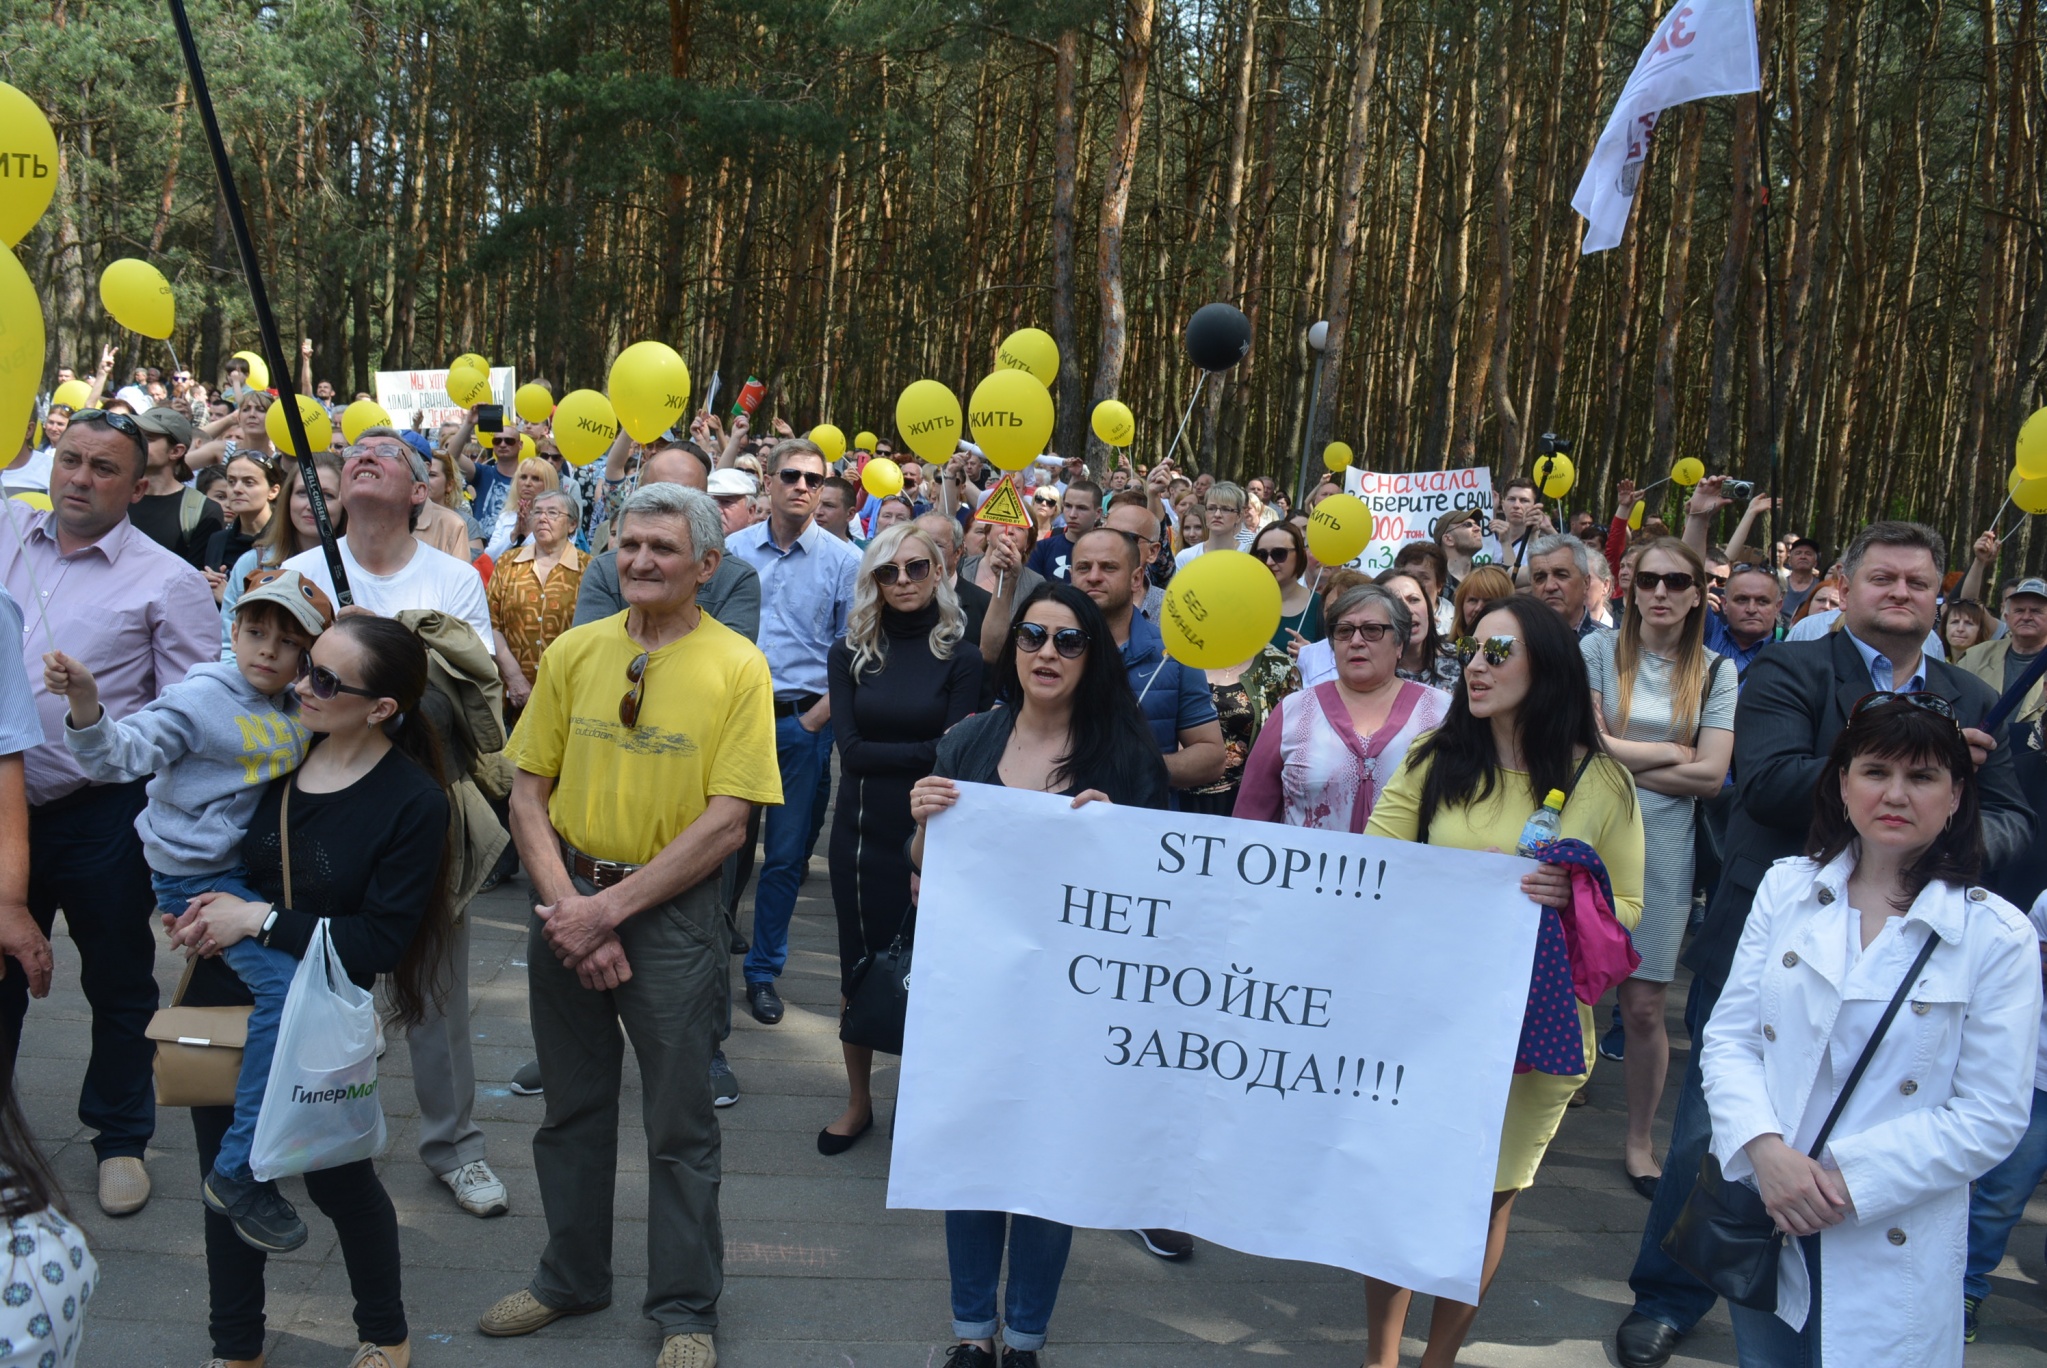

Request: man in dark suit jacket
left=571, top=447, right=761, bottom=640
left=1615, top=520, right=2034, bottom=1368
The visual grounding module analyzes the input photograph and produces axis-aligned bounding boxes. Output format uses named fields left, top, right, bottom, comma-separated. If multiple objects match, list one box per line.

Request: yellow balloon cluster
left=445, top=366, right=490, bottom=408
left=969, top=369, right=1054, bottom=471
left=99, top=259, right=175, bottom=339
left=234, top=351, right=270, bottom=390
left=2016, top=409, right=2047, bottom=482
left=554, top=389, right=619, bottom=466
left=1306, top=493, right=1372, bottom=566
left=896, top=380, right=962, bottom=463
left=995, top=327, right=1059, bottom=387
left=1323, top=441, right=1353, bottom=473
left=1159, top=550, right=1283, bottom=669
left=0, top=248, right=45, bottom=455
left=862, top=458, right=904, bottom=498
left=608, top=341, right=691, bottom=442
left=1671, top=457, right=1705, bottom=487
left=0, top=84, right=58, bottom=248
left=1091, top=400, right=1134, bottom=448
left=514, top=383, right=555, bottom=424
left=266, top=393, right=333, bottom=457
left=341, top=399, right=392, bottom=444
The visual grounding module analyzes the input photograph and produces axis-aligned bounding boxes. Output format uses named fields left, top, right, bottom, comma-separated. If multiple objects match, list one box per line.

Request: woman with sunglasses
left=820, top=524, right=983, bottom=1156
left=1701, top=697, right=2038, bottom=1368
left=201, top=451, right=281, bottom=603
left=188, top=389, right=276, bottom=472
left=166, top=615, right=456, bottom=1368
left=908, top=583, right=1166, bottom=1367
left=1364, top=595, right=1643, bottom=1368
left=1580, top=536, right=1739, bottom=1197
left=1375, top=568, right=1459, bottom=689
left=219, top=452, right=347, bottom=660
left=1251, top=521, right=1323, bottom=653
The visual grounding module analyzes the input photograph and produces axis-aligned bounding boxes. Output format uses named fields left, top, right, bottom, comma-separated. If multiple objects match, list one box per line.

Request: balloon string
left=1161, top=373, right=1208, bottom=469
left=163, top=337, right=185, bottom=378
left=2, top=505, right=61, bottom=657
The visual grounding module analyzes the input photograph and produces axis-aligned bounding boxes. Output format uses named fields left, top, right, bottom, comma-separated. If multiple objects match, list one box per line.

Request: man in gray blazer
left=574, top=446, right=760, bottom=640
left=1616, top=519, right=2034, bottom=1368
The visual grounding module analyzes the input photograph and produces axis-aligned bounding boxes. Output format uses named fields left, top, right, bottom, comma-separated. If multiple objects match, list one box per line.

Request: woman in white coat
left=1701, top=694, right=2040, bottom=1368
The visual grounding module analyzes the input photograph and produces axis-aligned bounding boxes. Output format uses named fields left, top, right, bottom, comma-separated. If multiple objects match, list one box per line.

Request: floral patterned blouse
left=1191, top=646, right=1301, bottom=797
left=486, top=544, right=586, bottom=682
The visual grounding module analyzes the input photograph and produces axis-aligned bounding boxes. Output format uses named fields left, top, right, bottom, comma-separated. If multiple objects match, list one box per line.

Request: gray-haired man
left=1525, top=532, right=1609, bottom=639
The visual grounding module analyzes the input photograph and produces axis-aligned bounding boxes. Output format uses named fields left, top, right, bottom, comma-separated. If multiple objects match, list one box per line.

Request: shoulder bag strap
left=1806, top=927, right=1941, bottom=1159
left=279, top=780, right=294, bottom=911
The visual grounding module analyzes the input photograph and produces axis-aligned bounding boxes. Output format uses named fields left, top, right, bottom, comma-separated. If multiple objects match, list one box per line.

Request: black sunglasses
left=1251, top=546, right=1294, bottom=565
left=1012, top=622, right=1089, bottom=659
left=297, top=656, right=381, bottom=701
left=1850, top=691, right=1960, bottom=730
left=69, top=408, right=149, bottom=463
left=1452, top=634, right=1518, bottom=668
left=776, top=468, right=826, bottom=488
left=1033, top=495, right=1059, bottom=507
left=1634, top=570, right=1697, bottom=594
left=620, top=651, right=649, bottom=728
left=873, top=558, right=933, bottom=587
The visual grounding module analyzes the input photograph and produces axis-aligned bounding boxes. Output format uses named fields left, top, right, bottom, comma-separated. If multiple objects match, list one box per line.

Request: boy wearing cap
left=43, top=568, right=332, bottom=1255
left=128, top=406, right=223, bottom=570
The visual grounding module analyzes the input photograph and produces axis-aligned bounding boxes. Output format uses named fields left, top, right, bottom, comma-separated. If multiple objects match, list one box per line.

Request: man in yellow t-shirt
left=485, top=482, right=780, bottom=1367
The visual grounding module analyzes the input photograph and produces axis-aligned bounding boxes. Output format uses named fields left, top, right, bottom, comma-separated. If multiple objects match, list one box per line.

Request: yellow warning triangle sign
left=975, top=472, right=1032, bottom=528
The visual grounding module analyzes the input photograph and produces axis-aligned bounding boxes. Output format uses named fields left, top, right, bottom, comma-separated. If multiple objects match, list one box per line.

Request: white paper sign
left=1338, top=466, right=1497, bottom=574
left=889, top=783, right=1543, bottom=1302
left=372, top=366, right=517, bottom=435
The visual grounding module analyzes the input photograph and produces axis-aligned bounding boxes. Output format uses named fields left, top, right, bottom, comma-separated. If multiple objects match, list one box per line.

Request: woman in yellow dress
left=1364, top=593, right=1645, bottom=1368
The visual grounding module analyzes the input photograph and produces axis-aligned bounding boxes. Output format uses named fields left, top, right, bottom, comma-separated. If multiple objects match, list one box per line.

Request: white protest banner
left=372, top=365, right=517, bottom=434
left=890, top=783, right=1543, bottom=1303
left=1338, top=466, right=1496, bottom=573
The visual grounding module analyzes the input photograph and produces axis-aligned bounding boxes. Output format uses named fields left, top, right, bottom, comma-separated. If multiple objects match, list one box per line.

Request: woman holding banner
left=1364, top=594, right=1644, bottom=1368
left=908, top=582, right=1167, bottom=1366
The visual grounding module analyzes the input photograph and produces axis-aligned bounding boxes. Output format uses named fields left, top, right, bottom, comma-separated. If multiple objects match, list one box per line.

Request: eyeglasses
left=776, top=468, right=826, bottom=488
left=873, top=558, right=933, bottom=586
left=1204, top=504, right=1241, bottom=515
left=296, top=656, right=381, bottom=701
left=1331, top=620, right=1398, bottom=644
left=1251, top=546, right=1294, bottom=565
left=1634, top=571, right=1697, bottom=594
left=1012, top=622, right=1089, bottom=659
left=620, top=651, right=649, bottom=729
left=1849, top=691, right=1959, bottom=730
left=492, top=436, right=519, bottom=448
left=69, top=408, right=149, bottom=464
left=1452, top=635, right=1519, bottom=668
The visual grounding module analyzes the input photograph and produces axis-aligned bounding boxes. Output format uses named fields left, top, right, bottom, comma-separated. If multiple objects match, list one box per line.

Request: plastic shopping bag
left=249, top=919, right=385, bottom=1181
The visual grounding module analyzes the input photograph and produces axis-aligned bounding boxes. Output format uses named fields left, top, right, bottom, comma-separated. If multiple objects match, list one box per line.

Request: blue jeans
left=155, top=869, right=302, bottom=1182
left=1966, top=1087, right=2047, bottom=1302
left=743, top=715, right=833, bottom=985
left=1627, top=974, right=1723, bottom=1333
left=1728, top=1234, right=1821, bottom=1368
left=945, top=1211, right=1073, bottom=1352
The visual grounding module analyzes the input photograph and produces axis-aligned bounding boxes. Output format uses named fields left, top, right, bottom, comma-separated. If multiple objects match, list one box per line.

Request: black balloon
left=1185, top=302, right=1252, bottom=372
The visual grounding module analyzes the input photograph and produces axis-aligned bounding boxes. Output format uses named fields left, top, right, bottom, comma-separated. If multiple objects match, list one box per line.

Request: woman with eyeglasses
left=219, top=453, right=347, bottom=660
left=165, top=615, right=456, bottom=1368
left=188, top=389, right=276, bottom=472
left=1363, top=595, right=1643, bottom=1368
left=1580, top=536, right=1738, bottom=1197
left=1375, top=568, right=1459, bottom=689
left=202, top=451, right=281, bottom=603
left=484, top=454, right=562, bottom=559
left=908, top=583, right=1166, bottom=1366
left=820, top=524, right=983, bottom=1156
left=1251, top=521, right=1324, bottom=652
left=1234, top=583, right=1449, bottom=833
left=1701, top=697, right=2038, bottom=1368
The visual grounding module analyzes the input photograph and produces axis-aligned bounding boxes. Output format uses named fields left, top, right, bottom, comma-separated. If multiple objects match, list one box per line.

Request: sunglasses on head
left=296, top=655, right=381, bottom=701
left=620, top=651, right=649, bottom=729
left=1012, top=622, right=1089, bottom=659
left=1452, top=635, right=1519, bottom=668
left=1849, top=690, right=1960, bottom=730
left=1634, top=570, right=1697, bottom=594
left=69, top=408, right=149, bottom=462
left=1251, top=546, right=1294, bottom=565
left=873, top=558, right=932, bottom=586
left=1331, top=620, right=1397, bottom=644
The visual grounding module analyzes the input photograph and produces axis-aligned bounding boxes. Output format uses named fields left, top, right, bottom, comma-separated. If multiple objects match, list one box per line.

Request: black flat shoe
left=1615, top=1311, right=1683, bottom=1368
left=1625, top=1163, right=1661, bottom=1200
left=817, top=1113, right=873, bottom=1156
left=746, top=981, right=784, bottom=1025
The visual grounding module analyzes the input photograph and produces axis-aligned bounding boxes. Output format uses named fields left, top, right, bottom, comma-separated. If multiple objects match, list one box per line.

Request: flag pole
left=164, top=0, right=350, bottom=605
left=1753, top=86, right=1782, bottom=575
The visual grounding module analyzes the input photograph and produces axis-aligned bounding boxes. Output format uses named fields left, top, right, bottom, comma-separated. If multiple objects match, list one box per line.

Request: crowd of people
left=1, top=354, right=2045, bottom=1368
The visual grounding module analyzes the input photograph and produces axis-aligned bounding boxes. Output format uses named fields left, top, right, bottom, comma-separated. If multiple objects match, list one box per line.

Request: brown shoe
left=478, top=1288, right=608, bottom=1337
left=98, top=1156, right=150, bottom=1216
left=657, top=1333, right=718, bottom=1368
left=348, top=1342, right=410, bottom=1368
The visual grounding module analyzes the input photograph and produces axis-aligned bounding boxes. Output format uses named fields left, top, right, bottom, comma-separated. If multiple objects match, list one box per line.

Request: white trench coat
left=1702, top=852, right=2041, bottom=1368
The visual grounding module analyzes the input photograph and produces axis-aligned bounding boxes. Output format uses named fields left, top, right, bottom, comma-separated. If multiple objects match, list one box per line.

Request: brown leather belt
left=562, top=841, right=642, bottom=890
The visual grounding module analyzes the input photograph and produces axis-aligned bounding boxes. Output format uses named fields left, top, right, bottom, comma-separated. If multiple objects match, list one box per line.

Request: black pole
left=164, top=0, right=350, bottom=605
left=1753, top=89, right=1782, bottom=573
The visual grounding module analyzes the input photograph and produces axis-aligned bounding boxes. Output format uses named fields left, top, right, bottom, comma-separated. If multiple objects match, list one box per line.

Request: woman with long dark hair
left=1364, top=595, right=1644, bottom=1368
left=201, top=451, right=280, bottom=604
left=167, top=615, right=454, bottom=1368
left=1376, top=568, right=1458, bottom=689
left=1703, top=698, right=2039, bottom=1368
left=907, top=582, right=1168, bottom=1366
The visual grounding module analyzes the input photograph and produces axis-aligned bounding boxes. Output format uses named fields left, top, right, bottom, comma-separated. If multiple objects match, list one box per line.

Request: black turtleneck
left=826, top=601, right=985, bottom=778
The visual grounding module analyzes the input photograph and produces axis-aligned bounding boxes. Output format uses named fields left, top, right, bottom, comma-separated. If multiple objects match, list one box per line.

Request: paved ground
left=20, top=840, right=2047, bottom=1367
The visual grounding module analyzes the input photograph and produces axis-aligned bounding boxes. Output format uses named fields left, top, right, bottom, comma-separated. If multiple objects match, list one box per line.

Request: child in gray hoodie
left=46, top=568, right=333, bottom=1254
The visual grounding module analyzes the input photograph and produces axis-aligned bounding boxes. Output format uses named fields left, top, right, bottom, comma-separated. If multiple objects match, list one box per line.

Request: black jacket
left=1683, top=629, right=2034, bottom=990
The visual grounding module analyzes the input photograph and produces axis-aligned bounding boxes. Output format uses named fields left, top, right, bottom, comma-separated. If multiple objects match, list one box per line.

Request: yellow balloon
left=1628, top=501, right=1647, bottom=531
left=895, top=380, right=963, bottom=463
left=810, top=424, right=848, bottom=463
left=98, top=259, right=174, bottom=340
left=1671, top=456, right=1705, bottom=487
left=443, top=366, right=489, bottom=409
left=0, top=248, right=44, bottom=455
left=2015, top=476, right=2047, bottom=517
left=968, top=369, right=1054, bottom=471
left=340, top=398, right=392, bottom=444
left=520, top=433, right=536, bottom=463
left=553, top=389, right=618, bottom=466
left=234, top=351, right=270, bottom=391
left=1536, top=453, right=1575, bottom=499
left=50, top=379, right=89, bottom=411
left=9, top=491, right=51, bottom=511
left=2016, top=409, right=2047, bottom=482
left=448, top=352, right=489, bottom=378
left=1323, top=441, right=1353, bottom=473
left=607, top=341, right=691, bottom=443
left=514, top=383, right=555, bottom=424
left=853, top=430, right=878, bottom=454
left=1159, top=550, right=1283, bottom=669
left=265, top=393, right=333, bottom=457
left=1306, top=492, right=1373, bottom=566
left=861, top=457, right=904, bottom=498
left=0, top=84, right=58, bottom=248
left=1091, top=400, right=1135, bottom=448
left=995, top=327, right=1059, bottom=387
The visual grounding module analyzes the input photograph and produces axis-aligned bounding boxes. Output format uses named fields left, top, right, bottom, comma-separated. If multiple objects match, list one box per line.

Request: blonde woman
left=820, top=523, right=983, bottom=1155
left=1579, top=536, right=1737, bottom=1198
left=483, top=454, right=560, bottom=558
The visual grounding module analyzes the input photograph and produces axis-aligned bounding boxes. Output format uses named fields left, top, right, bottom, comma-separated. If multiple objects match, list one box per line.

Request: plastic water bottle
left=1517, top=789, right=1566, bottom=856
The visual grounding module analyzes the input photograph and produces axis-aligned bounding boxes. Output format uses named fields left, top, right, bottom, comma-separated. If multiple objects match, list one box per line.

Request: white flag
left=1572, top=0, right=1761, bottom=254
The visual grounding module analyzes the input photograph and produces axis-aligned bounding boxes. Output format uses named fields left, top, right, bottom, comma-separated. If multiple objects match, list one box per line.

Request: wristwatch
left=257, top=907, right=279, bottom=948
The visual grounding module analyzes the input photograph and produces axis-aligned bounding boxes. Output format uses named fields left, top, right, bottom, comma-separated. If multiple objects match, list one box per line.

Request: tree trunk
left=1308, top=0, right=1385, bottom=452
left=1651, top=108, right=1705, bottom=471
left=1048, top=30, right=1086, bottom=465
left=1086, top=0, right=1157, bottom=473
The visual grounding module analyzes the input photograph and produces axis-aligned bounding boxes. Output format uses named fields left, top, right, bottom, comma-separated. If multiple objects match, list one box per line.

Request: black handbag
left=1663, top=926, right=1939, bottom=1310
left=840, top=909, right=914, bottom=1056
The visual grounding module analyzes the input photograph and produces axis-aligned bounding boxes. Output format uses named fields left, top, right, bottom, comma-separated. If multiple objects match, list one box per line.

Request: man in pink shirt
left=0, top=409, right=216, bottom=1217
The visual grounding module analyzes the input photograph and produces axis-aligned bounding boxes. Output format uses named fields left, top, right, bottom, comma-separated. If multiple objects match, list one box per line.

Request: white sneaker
left=440, top=1160, right=509, bottom=1217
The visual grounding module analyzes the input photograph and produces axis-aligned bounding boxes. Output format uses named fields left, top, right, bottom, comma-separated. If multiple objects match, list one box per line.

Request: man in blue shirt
left=725, top=439, right=859, bottom=1026
left=1026, top=479, right=1102, bottom=583
left=1702, top=563, right=1781, bottom=678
